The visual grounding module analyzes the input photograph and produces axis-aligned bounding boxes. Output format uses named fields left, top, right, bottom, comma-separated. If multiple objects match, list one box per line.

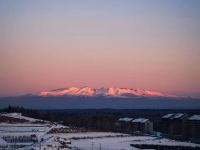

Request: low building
left=161, top=113, right=188, bottom=139
left=116, top=117, right=153, bottom=134
left=116, top=117, right=133, bottom=132
left=188, top=115, right=200, bottom=143
left=3, top=134, right=38, bottom=143
left=131, top=118, right=153, bottom=134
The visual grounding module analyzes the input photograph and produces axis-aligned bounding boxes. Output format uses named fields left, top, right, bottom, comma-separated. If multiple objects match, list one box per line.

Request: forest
left=1, top=106, right=200, bottom=132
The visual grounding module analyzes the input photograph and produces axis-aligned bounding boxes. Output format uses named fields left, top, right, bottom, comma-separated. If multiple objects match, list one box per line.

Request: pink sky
left=0, top=0, right=200, bottom=97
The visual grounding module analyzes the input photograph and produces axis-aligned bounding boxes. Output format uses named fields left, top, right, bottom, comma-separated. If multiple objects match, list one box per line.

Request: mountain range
left=39, top=87, right=169, bottom=98
left=0, top=87, right=199, bottom=109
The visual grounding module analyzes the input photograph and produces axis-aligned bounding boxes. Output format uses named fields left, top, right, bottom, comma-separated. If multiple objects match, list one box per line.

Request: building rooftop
left=132, top=118, right=149, bottom=123
left=189, top=115, right=200, bottom=121
left=162, top=113, right=174, bottom=119
left=162, top=113, right=186, bottom=120
left=171, top=113, right=185, bottom=119
left=118, top=117, right=133, bottom=122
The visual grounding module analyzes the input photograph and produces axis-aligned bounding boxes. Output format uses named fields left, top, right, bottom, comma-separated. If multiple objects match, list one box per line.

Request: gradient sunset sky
left=0, top=0, right=200, bottom=97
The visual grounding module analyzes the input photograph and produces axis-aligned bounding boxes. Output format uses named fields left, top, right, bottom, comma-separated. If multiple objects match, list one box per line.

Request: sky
left=0, top=0, right=200, bottom=97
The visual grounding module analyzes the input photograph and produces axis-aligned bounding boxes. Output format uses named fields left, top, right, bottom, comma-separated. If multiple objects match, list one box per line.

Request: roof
left=171, top=113, right=184, bottom=119
left=162, top=113, right=186, bottom=120
left=118, top=118, right=133, bottom=122
left=189, top=115, right=200, bottom=121
left=132, top=118, right=149, bottom=123
left=162, top=114, right=174, bottom=119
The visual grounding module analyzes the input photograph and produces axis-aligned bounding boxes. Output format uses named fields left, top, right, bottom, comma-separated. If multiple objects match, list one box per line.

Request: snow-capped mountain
left=39, top=87, right=168, bottom=97
left=1, top=87, right=198, bottom=109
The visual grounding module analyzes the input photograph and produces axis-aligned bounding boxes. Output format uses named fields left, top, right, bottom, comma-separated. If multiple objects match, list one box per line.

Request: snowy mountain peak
left=39, top=87, right=168, bottom=97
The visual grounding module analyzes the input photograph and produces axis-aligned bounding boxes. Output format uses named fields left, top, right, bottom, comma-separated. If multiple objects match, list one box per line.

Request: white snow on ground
left=0, top=123, right=50, bottom=133
left=132, top=118, right=149, bottom=123
left=1, top=113, right=40, bottom=122
left=70, top=135, right=200, bottom=150
left=171, top=113, right=184, bottom=119
left=23, top=135, right=70, bottom=150
left=0, top=123, right=53, bottom=144
left=51, top=132, right=129, bottom=139
left=162, top=113, right=174, bottom=119
left=70, top=135, right=153, bottom=150
left=131, top=137, right=200, bottom=147
left=53, top=124, right=69, bottom=129
left=71, top=137, right=140, bottom=150
left=50, top=132, right=200, bottom=150
left=0, top=122, right=69, bottom=150
left=118, top=117, right=133, bottom=122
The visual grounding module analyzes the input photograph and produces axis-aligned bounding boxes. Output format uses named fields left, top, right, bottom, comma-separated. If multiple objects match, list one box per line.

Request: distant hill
left=0, top=94, right=200, bottom=109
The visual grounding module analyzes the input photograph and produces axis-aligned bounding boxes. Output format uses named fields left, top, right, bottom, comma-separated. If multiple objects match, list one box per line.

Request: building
left=188, top=115, right=200, bottom=143
left=1, top=135, right=38, bottom=149
left=161, top=113, right=188, bottom=139
left=116, top=117, right=133, bottom=132
left=116, top=117, right=153, bottom=134
left=3, top=135, right=38, bottom=143
left=131, top=118, right=153, bottom=134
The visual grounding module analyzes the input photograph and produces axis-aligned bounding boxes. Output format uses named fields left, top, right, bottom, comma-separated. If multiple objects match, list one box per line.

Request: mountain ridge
left=0, top=87, right=199, bottom=109
left=39, top=87, right=173, bottom=98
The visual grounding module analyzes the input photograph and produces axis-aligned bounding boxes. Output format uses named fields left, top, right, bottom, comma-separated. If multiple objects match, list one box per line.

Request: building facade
left=117, top=117, right=153, bottom=134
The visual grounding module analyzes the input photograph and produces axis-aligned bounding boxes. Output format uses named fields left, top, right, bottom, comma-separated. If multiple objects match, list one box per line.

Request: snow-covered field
left=1, top=113, right=200, bottom=150
left=1, top=113, right=40, bottom=122
left=48, top=131, right=200, bottom=150
left=0, top=123, right=49, bottom=133
left=1, top=128, right=200, bottom=150
left=52, top=132, right=129, bottom=139
left=71, top=136, right=142, bottom=150
left=69, top=134, right=200, bottom=150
